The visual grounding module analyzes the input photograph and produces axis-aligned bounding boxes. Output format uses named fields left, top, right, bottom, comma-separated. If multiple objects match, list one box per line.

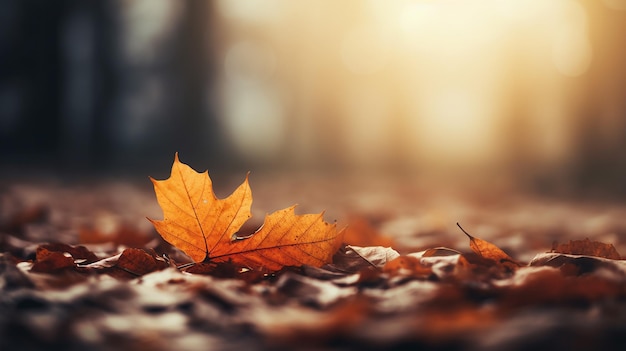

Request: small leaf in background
left=421, top=247, right=461, bottom=258
left=457, top=223, right=522, bottom=271
left=551, top=238, right=621, bottom=260
left=31, top=247, right=76, bottom=273
left=332, top=245, right=400, bottom=273
left=38, top=243, right=99, bottom=264
left=108, top=248, right=170, bottom=279
left=30, top=243, right=99, bottom=273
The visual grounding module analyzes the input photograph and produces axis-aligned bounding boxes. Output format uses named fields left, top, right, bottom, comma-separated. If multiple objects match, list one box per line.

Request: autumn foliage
left=149, top=154, right=343, bottom=271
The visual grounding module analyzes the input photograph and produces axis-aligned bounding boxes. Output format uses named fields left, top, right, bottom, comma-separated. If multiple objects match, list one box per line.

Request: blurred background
left=1, top=0, right=626, bottom=197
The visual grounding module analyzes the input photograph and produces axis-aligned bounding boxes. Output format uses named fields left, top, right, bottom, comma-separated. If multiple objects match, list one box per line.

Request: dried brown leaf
left=31, top=247, right=75, bottom=273
left=38, top=243, right=99, bottom=264
left=109, top=248, right=169, bottom=279
left=551, top=238, right=621, bottom=260
left=457, top=223, right=522, bottom=271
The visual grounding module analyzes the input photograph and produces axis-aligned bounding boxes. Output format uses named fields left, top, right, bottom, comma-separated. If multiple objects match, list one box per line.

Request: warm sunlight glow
left=340, top=27, right=390, bottom=75
left=603, top=0, right=626, bottom=11
left=411, top=88, right=496, bottom=164
left=214, top=0, right=605, bottom=172
left=550, top=1, right=592, bottom=77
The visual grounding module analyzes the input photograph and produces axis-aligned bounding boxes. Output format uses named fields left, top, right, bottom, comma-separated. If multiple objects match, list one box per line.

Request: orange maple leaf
left=148, top=154, right=343, bottom=271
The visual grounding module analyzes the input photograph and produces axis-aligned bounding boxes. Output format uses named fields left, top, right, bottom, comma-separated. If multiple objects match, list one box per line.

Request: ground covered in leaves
left=2, top=173, right=626, bottom=350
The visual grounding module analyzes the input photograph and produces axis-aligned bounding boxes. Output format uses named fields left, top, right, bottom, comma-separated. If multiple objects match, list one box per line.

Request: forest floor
left=2, top=171, right=626, bottom=350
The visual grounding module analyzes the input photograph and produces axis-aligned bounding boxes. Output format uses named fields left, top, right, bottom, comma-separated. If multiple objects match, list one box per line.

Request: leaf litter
left=2, top=157, right=626, bottom=350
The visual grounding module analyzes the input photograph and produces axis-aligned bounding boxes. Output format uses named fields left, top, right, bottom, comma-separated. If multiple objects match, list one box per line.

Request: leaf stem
left=456, top=222, right=473, bottom=238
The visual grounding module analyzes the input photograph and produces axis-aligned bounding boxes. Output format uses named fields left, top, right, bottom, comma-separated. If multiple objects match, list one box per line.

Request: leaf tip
left=170, top=152, right=185, bottom=176
left=146, top=216, right=158, bottom=224
left=457, top=222, right=473, bottom=239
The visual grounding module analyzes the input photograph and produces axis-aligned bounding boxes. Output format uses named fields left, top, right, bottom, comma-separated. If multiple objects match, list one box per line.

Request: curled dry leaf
left=457, top=223, right=522, bottom=271
left=30, top=243, right=99, bottom=273
left=149, top=154, right=344, bottom=272
left=332, top=245, right=400, bottom=272
left=529, top=252, right=626, bottom=277
left=551, top=238, right=621, bottom=260
left=109, top=248, right=170, bottom=279
left=38, top=243, right=99, bottom=263
left=31, top=247, right=75, bottom=273
left=421, top=247, right=461, bottom=258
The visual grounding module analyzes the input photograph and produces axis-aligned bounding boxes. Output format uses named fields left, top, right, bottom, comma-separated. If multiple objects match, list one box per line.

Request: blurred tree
left=0, top=0, right=69, bottom=166
left=0, top=0, right=227, bottom=173
left=170, top=0, right=224, bottom=169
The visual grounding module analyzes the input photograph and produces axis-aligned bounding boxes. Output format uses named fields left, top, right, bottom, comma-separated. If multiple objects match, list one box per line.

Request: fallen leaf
left=109, top=248, right=170, bottom=279
left=421, top=247, right=461, bottom=258
left=38, top=243, right=99, bottom=264
left=332, top=245, right=400, bottom=273
left=457, top=223, right=521, bottom=271
left=551, top=238, right=621, bottom=260
left=30, top=247, right=75, bottom=273
left=149, top=154, right=343, bottom=271
left=529, top=252, right=626, bottom=277
left=30, top=243, right=99, bottom=273
left=405, top=247, right=463, bottom=280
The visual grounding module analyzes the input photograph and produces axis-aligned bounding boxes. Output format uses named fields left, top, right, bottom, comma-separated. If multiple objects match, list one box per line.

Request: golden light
left=214, top=0, right=604, bottom=174
left=340, top=26, right=391, bottom=75
left=603, top=0, right=626, bottom=11
left=549, top=1, right=592, bottom=77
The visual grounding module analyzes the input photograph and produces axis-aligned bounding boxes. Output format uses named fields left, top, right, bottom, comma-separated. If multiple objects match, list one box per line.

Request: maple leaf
left=148, top=154, right=343, bottom=271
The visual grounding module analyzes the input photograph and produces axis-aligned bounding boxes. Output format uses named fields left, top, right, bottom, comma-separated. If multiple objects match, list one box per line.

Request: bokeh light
left=213, top=0, right=607, bottom=180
